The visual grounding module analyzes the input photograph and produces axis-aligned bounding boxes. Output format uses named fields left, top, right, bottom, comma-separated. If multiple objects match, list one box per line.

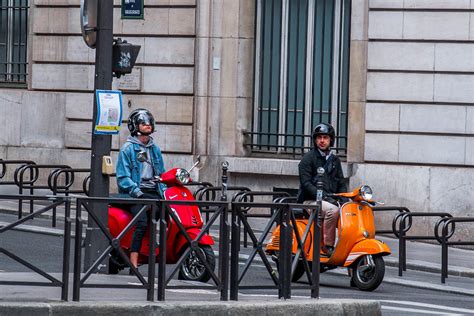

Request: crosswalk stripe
left=381, top=300, right=474, bottom=313
left=382, top=306, right=462, bottom=315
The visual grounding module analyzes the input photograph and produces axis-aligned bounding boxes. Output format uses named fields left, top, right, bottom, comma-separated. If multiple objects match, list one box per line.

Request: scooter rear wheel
left=178, top=245, right=216, bottom=282
left=351, top=255, right=385, bottom=291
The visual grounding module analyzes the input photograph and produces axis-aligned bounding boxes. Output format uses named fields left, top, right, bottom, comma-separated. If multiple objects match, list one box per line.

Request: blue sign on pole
left=121, top=0, right=144, bottom=19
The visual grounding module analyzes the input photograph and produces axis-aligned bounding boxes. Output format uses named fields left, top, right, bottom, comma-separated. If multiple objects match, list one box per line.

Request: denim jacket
left=116, top=137, right=166, bottom=198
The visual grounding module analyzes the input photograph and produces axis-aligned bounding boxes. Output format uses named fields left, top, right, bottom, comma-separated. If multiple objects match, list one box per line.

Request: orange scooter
left=266, top=177, right=391, bottom=291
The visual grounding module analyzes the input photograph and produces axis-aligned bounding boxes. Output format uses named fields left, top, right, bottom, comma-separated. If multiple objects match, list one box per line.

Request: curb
left=0, top=300, right=381, bottom=316
left=384, top=257, right=474, bottom=279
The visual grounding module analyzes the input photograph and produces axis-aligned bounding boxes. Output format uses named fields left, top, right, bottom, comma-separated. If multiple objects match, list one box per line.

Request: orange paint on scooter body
left=266, top=186, right=391, bottom=291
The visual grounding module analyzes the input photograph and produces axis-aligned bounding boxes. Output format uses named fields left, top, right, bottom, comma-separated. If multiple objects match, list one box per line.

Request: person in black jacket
left=298, top=123, right=347, bottom=257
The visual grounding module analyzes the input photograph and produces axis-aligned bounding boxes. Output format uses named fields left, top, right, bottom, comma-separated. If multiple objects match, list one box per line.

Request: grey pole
left=83, top=0, right=114, bottom=272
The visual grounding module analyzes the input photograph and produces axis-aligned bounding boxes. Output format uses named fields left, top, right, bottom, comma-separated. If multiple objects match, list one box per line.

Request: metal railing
left=230, top=201, right=320, bottom=300
left=72, top=197, right=229, bottom=302
left=0, top=0, right=29, bottom=85
left=157, top=200, right=229, bottom=301
left=73, top=196, right=158, bottom=301
left=243, top=131, right=348, bottom=158
left=0, top=194, right=72, bottom=301
left=232, top=191, right=290, bottom=248
left=392, top=211, right=452, bottom=277
left=14, top=164, right=72, bottom=227
left=435, top=217, right=474, bottom=283
left=0, top=160, right=36, bottom=213
left=372, top=206, right=410, bottom=236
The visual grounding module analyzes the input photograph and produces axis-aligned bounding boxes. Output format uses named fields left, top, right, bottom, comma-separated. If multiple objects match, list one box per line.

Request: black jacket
left=297, top=148, right=347, bottom=203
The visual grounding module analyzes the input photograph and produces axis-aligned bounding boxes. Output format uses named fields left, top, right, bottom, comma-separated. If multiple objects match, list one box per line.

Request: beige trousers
left=303, top=200, right=340, bottom=246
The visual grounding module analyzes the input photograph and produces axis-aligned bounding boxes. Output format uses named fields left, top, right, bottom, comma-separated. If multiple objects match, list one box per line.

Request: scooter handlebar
left=142, top=176, right=162, bottom=183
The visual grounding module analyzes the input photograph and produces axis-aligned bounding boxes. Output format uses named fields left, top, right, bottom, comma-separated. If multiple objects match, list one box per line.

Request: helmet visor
left=136, top=112, right=154, bottom=126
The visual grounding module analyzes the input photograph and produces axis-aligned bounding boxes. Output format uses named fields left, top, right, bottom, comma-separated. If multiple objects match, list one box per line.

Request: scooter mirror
left=188, top=154, right=202, bottom=173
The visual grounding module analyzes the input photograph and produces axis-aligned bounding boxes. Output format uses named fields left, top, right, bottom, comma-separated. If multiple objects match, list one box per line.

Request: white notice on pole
left=94, top=90, right=123, bottom=134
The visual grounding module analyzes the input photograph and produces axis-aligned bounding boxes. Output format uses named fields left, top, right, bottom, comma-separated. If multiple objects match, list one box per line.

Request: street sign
left=121, top=0, right=144, bottom=19
left=80, top=0, right=98, bottom=48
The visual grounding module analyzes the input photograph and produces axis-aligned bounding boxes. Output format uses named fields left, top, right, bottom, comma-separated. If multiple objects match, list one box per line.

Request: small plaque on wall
left=113, top=67, right=142, bottom=91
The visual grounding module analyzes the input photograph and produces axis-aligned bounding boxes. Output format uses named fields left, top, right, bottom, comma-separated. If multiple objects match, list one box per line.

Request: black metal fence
left=71, top=197, right=230, bottom=302
left=0, top=194, right=72, bottom=300
left=230, top=201, right=320, bottom=300
left=3, top=159, right=473, bottom=300
left=435, top=217, right=474, bottom=283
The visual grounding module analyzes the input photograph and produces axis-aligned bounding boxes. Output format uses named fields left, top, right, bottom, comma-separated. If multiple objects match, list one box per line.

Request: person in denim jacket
left=116, top=108, right=165, bottom=269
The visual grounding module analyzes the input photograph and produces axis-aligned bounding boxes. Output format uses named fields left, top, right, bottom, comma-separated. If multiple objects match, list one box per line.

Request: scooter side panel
left=342, top=239, right=391, bottom=267
left=265, top=220, right=312, bottom=256
left=108, top=207, right=134, bottom=250
left=328, top=203, right=365, bottom=265
left=108, top=206, right=160, bottom=260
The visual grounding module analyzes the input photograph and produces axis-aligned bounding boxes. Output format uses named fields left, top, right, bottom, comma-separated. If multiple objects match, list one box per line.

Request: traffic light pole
left=84, top=0, right=114, bottom=272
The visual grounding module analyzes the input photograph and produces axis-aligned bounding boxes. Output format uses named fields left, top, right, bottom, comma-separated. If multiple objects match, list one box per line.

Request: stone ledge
left=0, top=300, right=381, bottom=316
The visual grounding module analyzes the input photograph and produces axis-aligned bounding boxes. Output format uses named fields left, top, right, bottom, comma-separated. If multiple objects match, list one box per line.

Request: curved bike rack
left=195, top=186, right=251, bottom=222
left=392, top=211, right=452, bottom=276
left=435, top=217, right=474, bottom=283
left=233, top=191, right=290, bottom=248
left=0, top=160, right=37, bottom=220
left=13, top=164, right=71, bottom=226
left=371, top=206, right=411, bottom=236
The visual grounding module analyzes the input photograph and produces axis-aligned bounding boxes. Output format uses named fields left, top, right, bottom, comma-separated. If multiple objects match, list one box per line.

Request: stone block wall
left=0, top=0, right=198, bottom=187
left=364, top=0, right=474, bottom=166
left=349, top=0, right=474, bottom=236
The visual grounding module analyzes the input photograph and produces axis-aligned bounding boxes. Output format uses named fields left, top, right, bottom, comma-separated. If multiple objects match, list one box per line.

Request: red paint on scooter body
left=108, top=167, right=214, bottom=265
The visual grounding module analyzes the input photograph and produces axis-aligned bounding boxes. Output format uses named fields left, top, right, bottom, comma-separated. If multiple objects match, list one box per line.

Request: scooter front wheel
left=178, top=245, right=216, bottom=282
left=351, top=255, right=385, bottom=291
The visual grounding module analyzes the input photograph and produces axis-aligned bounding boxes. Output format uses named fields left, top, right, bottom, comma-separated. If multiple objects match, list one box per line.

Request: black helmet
left=127, top=108, right=155, bottom=136
left=312, top=123, right=335, bottom=147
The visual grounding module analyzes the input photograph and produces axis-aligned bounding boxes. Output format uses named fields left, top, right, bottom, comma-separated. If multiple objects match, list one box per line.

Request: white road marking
left=381, top=300, right=474, bottom=314
left=167, top=289, right=216, bottom=295
left=382, top=306, right=461, bottom=315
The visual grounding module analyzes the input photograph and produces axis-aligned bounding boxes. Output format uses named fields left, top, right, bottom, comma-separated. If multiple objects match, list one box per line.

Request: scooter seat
left=109, top=203, right=132, bottom=212
left=109, top=193, right=133, bottom=212
left=292, top=208, right=309, bottom=218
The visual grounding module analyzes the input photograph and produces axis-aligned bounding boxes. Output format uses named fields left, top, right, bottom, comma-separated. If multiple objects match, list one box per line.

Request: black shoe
left=321, top=245, right=334, bottom=257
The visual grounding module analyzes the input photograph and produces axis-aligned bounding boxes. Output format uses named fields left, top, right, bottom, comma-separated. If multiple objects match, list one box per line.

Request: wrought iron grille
left=0, top=0, right=28, bottom=85
left=248, top=0, right=351, bottom=158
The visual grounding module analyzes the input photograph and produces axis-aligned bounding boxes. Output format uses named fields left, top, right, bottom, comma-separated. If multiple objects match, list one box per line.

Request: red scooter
left=107, top=156, right=216, bottom=282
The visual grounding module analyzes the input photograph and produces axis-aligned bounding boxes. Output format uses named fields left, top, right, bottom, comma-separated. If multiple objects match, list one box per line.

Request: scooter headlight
left=360, top=185, right=373, bottom=201
left=175, top=168, right=190, bottom=184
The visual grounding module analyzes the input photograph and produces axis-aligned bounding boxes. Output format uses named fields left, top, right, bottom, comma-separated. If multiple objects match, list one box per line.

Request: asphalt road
left=2, top=230, right=474, bottom=315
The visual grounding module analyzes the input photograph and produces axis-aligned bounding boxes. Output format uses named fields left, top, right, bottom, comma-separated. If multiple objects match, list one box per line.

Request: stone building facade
left=0, top=0, right=473, bottom=236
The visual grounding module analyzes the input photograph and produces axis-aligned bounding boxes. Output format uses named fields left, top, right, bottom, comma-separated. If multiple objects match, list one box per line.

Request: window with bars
left=246, top=0, right=351, bottom=158
left=0, top=0, right=28, bottom=85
